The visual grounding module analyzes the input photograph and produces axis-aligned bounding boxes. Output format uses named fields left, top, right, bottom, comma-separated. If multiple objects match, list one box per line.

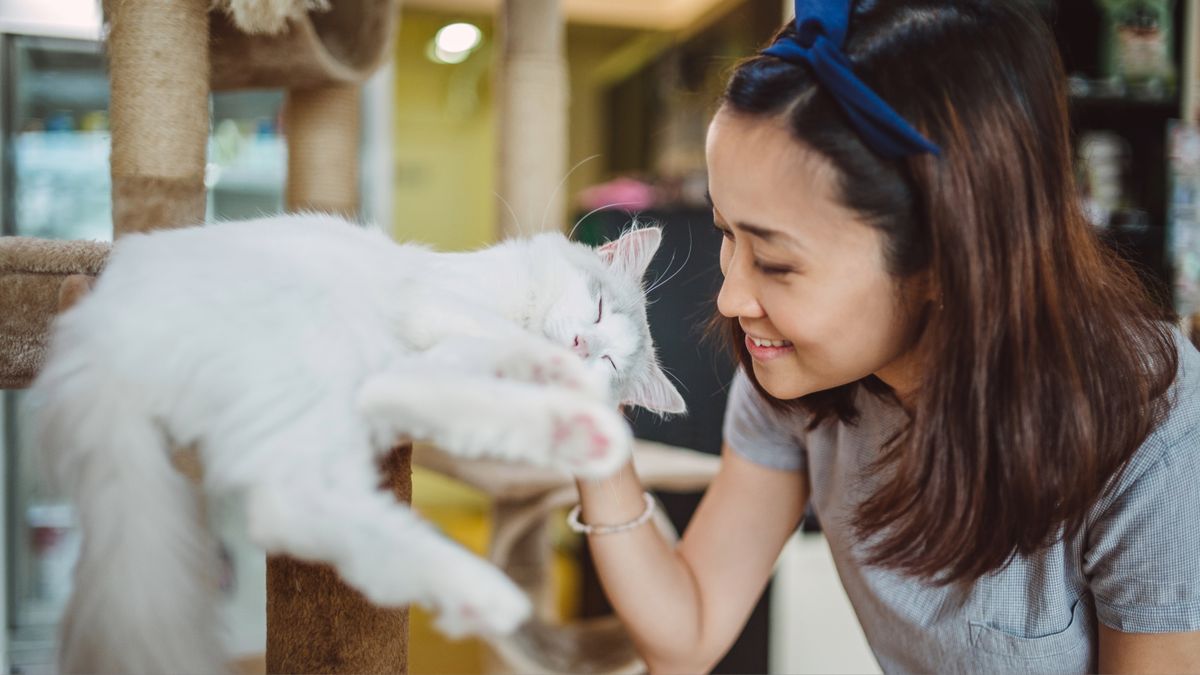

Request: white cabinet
left=771, top=533, right=881, bottom=674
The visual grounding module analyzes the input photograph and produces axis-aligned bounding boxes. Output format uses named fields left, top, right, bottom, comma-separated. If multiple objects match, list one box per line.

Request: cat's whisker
left=642, top=224, right=678, bottom=292
left=647, top=226, right=694, bottom=296
left=542, top=154, right=602, bottom=234
left=494, top=191, right=525, bottom=239
left=647, top=255, right=689, bottom=296
left=568, top=201, right=645, bottom=241
left=646, top=250, right=678, bottom=295
left=660, top=365, right=688, bottom=393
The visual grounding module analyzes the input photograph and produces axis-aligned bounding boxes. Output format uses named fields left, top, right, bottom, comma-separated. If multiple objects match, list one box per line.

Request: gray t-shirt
left=723, top=334, right=1200, bottom=673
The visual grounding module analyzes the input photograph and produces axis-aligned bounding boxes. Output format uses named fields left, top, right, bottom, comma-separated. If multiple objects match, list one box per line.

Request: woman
left=571, top=0, right=1200, bottom=672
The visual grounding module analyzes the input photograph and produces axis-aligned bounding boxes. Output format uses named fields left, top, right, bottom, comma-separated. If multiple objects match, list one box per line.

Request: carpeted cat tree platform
left=0, top=0, right=404, bottom=672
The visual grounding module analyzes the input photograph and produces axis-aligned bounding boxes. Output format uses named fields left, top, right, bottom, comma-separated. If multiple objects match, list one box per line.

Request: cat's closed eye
left=602, top=355, right=617, bottom=372
left=595, top=297, right=603, bottom=324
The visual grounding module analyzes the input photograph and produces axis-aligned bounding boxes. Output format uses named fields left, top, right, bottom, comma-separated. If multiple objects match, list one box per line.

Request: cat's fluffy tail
left=27, top=321, right=227, bottom=675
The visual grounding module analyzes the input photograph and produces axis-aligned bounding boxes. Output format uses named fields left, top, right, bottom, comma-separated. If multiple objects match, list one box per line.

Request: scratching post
left=495, top=0, right=568, bottom=237
left=266, top=447, right=412, bottom=674
left=105, top=0, right=211, bottom=235
left=283, top=85, right=362, bottom=214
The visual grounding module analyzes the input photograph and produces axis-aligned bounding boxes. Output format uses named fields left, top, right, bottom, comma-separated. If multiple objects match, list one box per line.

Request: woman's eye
left=602, top=355, right=618, bottom=372
left=714, top=224, right=734, bottom=240
left=754, top=260, right=794, bottom=276
left=595, top=297, right=603, bottom=323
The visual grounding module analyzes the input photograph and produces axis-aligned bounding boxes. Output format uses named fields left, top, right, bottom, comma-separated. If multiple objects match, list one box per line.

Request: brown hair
left=719, top=0, right=1179, bottom=583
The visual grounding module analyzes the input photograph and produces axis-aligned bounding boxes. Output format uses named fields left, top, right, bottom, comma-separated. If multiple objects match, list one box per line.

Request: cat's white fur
left=26, top=213, right=685, bottom=675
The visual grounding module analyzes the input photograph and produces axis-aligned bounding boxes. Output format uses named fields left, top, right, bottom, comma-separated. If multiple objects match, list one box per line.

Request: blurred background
left=1, top=0, right=1198, bottom=673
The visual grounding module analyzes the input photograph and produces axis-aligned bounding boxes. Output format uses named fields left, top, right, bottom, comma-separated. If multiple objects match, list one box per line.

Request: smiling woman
left=573, top=1, right=1200, bottom=673
left=706, top=116, right=925, bottom=404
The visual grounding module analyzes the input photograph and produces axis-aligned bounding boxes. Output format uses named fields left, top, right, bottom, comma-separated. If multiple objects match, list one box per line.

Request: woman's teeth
left=750, top=337, right=792, bottom=348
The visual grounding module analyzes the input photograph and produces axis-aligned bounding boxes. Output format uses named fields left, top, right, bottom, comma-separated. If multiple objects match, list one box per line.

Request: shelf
left=1069, top=94, right=1180, bottom=113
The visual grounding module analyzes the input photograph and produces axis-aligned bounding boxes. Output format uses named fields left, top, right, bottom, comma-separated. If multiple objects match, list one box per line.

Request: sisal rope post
left=495, top=0, right=568, bottom=238
left=104, top=0, right=211, bottom=236
left=266, top=80, right=411, bottom=675
left=283, top=85, right=362, bottom=214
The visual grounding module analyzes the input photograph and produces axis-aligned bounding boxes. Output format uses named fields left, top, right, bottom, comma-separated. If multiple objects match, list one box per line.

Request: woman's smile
left=744, top=333, right=794, bottom=361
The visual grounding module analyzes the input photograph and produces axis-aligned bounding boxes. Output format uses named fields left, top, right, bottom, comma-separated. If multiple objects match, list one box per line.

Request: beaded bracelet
left=567, top=492, right=656, bottom=536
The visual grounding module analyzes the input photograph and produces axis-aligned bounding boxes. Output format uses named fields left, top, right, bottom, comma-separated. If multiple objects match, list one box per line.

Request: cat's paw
left=425, top=559, right=532, bottom=639
left=493, top=348, right=608, bottom=400
left=338, top=535, right=531, bottom=638
left=549, top=404, right=632, bottom=480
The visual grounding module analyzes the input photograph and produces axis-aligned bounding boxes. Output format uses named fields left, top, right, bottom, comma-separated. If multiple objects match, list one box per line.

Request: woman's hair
left=720, top=0, right=1179, bottom=584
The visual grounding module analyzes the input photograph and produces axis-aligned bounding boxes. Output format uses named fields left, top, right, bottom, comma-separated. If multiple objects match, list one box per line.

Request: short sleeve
left=1084, top=433, right=1200, bottom=633
left=722, top=368, right=808, bottom=472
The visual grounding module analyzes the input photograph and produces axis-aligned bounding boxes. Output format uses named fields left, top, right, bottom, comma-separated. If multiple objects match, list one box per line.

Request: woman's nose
left=572, top=335, right=590, bottom=358
left=716, top=264, right=763, bottom=319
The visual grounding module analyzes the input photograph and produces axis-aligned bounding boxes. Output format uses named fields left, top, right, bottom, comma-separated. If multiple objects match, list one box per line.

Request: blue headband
left=763, top=0, right=941, bottom=159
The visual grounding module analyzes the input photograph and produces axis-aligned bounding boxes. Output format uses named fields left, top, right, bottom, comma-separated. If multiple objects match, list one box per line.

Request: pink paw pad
left=552, top=414, right=611, bottom=462
left=588, top=432, right=609, bottom=459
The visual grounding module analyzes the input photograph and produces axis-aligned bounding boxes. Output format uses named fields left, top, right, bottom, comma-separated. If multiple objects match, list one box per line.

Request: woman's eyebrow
left=712, top=203, right=805, bottom=250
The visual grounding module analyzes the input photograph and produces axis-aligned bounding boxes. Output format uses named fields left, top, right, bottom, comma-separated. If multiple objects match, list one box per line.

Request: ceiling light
left=435, top=22, right=481, bottom=55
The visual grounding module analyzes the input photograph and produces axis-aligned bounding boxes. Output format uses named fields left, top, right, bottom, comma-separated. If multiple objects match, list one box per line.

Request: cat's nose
left=572, top=335, right=590, bottom=358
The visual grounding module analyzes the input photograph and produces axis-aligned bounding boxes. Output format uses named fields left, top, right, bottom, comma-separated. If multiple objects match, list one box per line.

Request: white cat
left=26, top=213, right=685, bottom=674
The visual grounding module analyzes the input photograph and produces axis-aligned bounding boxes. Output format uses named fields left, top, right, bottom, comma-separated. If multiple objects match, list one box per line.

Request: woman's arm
left=1098, top=625, right=1200, bottom=673
left=576, top=444, right=809, bottom=673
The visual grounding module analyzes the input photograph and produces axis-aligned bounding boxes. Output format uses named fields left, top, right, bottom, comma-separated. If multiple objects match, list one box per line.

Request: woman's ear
left=907, top=270, right=940, bottom=312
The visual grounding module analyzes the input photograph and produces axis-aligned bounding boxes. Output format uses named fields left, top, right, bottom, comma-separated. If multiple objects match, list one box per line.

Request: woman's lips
left=745, top=335, right=794, bottom=361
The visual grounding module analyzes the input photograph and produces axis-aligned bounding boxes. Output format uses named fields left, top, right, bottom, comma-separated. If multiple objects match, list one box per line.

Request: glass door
left=2, top=34, right=109, bottom=673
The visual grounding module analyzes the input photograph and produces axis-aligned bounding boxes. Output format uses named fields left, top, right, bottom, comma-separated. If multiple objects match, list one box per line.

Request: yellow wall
left=391, top=11, right=498, bottom=251
left=390, top=11, right=648, bottom=250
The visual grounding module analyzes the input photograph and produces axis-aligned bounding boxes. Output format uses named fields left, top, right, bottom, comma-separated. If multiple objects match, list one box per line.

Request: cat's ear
left=597, top=227, right=662, bottom=281
left=625, top=366, right=687, bottom=415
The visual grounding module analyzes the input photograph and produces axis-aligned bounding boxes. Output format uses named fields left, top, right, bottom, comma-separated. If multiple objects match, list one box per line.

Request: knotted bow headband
left=763, top=0, right=941, bottom=159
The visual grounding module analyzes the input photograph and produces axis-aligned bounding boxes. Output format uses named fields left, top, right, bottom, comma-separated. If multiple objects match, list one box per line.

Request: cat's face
left=528, top=228, right=686, bottom=415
